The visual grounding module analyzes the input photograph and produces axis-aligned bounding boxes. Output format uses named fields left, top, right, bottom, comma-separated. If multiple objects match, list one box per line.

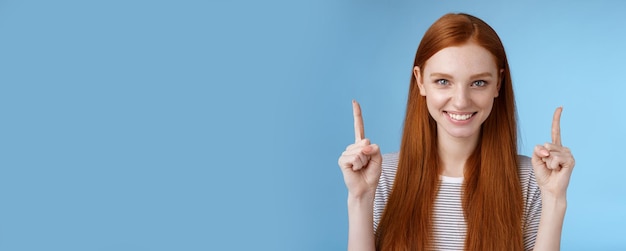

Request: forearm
left=347, top=193, right=376, bottom=251
left=533, top=195, right=567, bottom=251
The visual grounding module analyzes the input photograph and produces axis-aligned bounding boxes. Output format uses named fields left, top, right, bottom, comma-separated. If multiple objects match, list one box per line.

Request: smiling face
left=415, top=42, right=501, bottom=141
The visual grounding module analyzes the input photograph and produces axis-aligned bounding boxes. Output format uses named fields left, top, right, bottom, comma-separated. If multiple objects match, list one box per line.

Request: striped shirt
left=373, top=153, right=541, bottom=250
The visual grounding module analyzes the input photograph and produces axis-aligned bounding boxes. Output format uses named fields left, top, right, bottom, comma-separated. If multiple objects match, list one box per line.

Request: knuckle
left=346, top=143, right=357, bottom=151
left=370, top=144, right=379, bottom=151
left=338, top=155, right=348, bottom=165
left=352, top=160, right=362, bottom=169
left=338, top=159, right=349, bottom=169
left=352, top=155, right=361, bottom=164
left=340, top=150, right=351, bottom=158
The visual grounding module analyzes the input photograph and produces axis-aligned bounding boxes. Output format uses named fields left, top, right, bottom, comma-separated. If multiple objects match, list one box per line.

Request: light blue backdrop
left=1, top=0, right=624, bottom=250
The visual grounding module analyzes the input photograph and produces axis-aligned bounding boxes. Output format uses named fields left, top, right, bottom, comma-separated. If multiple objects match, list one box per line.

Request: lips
left=446, top=112, right=476, bottom=121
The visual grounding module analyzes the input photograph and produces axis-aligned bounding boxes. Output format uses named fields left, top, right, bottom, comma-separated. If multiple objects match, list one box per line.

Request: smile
left=446, top=112, right=476, bottom=121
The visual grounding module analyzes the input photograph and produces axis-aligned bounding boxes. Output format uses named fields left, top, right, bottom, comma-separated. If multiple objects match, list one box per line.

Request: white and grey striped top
left=373, top=153, right=541, bottom=250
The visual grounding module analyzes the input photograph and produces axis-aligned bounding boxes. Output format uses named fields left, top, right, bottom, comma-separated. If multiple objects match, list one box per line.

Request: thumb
left=363, top=144, right=382, bottom=164
left=531, top=145, right=549, bottom=164
left=531, top=145, right=550, bottom=179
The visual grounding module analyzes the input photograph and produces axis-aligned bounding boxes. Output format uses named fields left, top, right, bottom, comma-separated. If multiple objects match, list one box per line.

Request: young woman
left=338, top=13, right=575, bottom=251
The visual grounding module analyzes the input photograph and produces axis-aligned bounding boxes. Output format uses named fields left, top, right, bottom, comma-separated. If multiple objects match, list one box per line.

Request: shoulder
left=517, top=155, right=535, bottom=184
left=382, top=152, right=400, bottom=171
left=380, top=152, right=400, bottom=187
left=517, top=154, right=531, bottom=166
left=517, top=155, right=532, bottom=173
left=379, top=152, right=399, bottom=190
left=517, top=154, right=541, bottom=216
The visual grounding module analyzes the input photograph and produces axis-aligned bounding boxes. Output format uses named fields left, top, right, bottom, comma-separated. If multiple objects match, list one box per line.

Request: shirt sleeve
left=519, top=155, right=542, bottom=250
left=373, top=152, right=399, bottom=232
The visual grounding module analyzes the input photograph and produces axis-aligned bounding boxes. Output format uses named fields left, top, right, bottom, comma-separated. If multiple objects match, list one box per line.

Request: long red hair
left=375, top=13, right=523, bottom=250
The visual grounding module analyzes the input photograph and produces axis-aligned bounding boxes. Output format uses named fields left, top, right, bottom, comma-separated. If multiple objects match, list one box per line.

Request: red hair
left=375, top=13, right=523, bottom=250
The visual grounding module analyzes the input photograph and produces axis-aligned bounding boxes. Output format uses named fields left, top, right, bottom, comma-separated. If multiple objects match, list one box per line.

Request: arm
left=338, top=100, right=381, bottom=251
left=533, top=195, right=567, bottom=250
left=347, top=193, right=376, bottom=251
left=531, top=107, right=575, bottom=251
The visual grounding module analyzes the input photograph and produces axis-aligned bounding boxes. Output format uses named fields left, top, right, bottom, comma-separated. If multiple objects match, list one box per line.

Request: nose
left=452, top=86, right=470, bottom=109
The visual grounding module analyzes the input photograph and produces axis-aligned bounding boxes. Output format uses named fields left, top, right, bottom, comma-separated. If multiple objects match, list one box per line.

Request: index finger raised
left=352, top=100, right=365, bottom=143
left=551, top=106, right=563, bottom=146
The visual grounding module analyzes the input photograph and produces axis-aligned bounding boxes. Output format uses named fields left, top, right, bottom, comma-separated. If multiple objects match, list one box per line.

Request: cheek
left=474, top=93, right=496, bottom=110
left=424, top=94, right=452, bottom=120
left=424, top=93, right=447, bottom=111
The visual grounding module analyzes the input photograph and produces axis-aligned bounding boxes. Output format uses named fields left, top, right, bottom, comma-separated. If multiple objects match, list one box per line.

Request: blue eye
left=436, top=79, right=449, bottom=85
left=472, top=80, right=486, bottom=87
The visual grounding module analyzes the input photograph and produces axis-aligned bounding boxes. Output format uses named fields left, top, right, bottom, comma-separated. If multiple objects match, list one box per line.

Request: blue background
left=1, top=0, right=624, bottom=250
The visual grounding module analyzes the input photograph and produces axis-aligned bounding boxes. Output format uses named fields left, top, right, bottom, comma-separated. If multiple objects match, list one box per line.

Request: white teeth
left=448, top=112, right=473, bottom=121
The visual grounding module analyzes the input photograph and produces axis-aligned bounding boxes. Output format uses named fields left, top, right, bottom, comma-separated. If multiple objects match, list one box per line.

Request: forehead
left=423, top=43, right=498, bottom=75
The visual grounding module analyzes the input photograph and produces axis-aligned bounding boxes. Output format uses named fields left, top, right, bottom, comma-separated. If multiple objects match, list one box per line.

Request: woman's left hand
left=531, top=107, right=576, bottom=198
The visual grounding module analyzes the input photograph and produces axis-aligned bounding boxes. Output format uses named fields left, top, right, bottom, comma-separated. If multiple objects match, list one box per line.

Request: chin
left=443, top=128, right=481, bottom=139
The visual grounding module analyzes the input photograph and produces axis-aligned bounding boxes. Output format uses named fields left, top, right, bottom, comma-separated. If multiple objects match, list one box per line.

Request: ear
left=495, top=69, right=504, bottom=98
left=414, top=66, right=426, bottom=96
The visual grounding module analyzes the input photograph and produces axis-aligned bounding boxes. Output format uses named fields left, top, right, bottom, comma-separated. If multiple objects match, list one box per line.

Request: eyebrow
left=430, top=72, right=494, bottom=79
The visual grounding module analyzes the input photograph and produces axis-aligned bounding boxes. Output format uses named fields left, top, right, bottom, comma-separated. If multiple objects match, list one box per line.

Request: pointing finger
left=353, top=100, right=365, bottom=143
left=552, top=107, right=563, bottom=146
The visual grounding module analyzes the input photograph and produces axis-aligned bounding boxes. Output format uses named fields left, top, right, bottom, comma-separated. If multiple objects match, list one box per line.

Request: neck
left=437, top=130, right=480, bottom=177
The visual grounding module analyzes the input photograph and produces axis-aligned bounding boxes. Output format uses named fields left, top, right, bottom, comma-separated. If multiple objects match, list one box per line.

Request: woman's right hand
left=338, top=100, right=382, bottom=199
